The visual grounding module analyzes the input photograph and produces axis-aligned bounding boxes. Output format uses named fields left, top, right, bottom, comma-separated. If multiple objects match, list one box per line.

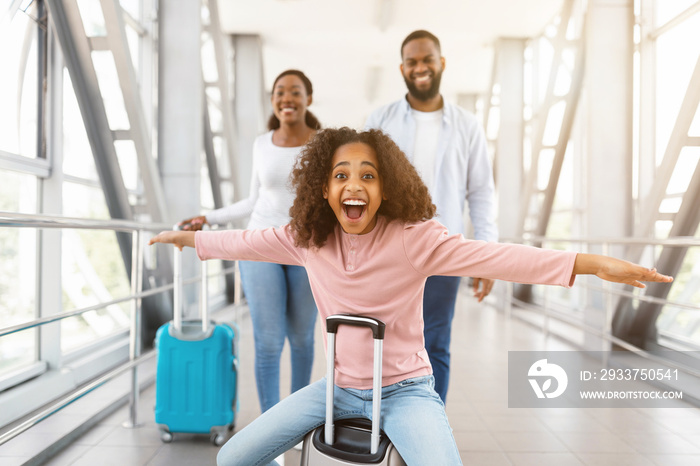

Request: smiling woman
left=177, top=69, right=322, bottom=416
left=267, top=70, right=321, bottom=140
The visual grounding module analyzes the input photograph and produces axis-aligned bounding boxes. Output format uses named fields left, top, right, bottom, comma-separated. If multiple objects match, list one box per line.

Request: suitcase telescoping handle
left=172, top=224, right=209, bottom=333
left=325, top=315, right=386, bottom=455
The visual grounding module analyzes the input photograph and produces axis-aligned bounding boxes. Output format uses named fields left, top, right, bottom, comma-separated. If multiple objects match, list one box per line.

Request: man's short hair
left=401, top=30, right=441, bottom=58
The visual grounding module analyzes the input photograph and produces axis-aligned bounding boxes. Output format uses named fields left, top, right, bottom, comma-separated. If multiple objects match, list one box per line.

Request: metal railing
left=0, top=211, right=239, bottom=446
left=498, top=234, right=700, bottom=378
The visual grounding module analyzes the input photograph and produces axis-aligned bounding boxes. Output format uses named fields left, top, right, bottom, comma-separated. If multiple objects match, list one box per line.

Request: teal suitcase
left=154, top=241, right=238, bottom=446
left=154, top=320, right=237, bottom=445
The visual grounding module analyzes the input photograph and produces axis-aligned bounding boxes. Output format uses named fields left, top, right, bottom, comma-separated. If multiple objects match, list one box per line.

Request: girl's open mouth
left=342, top=199, right=366, bottom=220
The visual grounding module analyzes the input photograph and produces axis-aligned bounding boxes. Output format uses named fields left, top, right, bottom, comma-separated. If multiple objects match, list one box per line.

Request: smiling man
left=365, top=30, right=498, bottom=404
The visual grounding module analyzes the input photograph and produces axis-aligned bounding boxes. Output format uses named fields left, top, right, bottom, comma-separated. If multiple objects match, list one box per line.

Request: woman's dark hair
left=267, top=69, right=322, bottom=131
left=289, top=127, right=436, bottom=249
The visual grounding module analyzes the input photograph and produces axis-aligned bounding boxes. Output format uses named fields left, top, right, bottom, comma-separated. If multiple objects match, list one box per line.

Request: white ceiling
left=218, top=0, right=564, bottom=129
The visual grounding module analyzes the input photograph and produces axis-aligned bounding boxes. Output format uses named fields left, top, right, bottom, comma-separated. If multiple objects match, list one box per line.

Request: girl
left=178, top=70, right=321, bottom=414
left=150, top=127, right=672, bottom=465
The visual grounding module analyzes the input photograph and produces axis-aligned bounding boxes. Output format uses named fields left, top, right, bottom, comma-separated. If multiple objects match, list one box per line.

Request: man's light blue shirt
left=365, top=96, right=498, bottom=241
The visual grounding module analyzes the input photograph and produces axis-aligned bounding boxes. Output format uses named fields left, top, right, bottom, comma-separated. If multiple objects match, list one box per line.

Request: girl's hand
left=574, top=254, right=673, bottom=288
left=148, top=231, right=196, bottom=250
left=178, top=215, right=208, bottom=231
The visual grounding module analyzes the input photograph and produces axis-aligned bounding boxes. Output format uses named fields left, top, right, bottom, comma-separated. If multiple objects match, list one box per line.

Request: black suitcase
left=300, top=315, right=407, bottom=465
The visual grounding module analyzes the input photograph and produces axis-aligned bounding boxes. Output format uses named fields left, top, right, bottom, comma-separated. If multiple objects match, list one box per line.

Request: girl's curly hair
left=289, top=127, right=436, bottom=249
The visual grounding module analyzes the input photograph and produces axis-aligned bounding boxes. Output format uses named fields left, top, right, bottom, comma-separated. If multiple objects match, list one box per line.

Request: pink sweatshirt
left=195, top=217, right=577, bottom=389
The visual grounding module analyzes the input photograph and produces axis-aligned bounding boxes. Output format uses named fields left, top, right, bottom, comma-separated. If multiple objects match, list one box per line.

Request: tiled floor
left=8, top=284, right=700, bottom=465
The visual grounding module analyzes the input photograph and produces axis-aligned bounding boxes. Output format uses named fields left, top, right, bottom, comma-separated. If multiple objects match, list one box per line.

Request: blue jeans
left=216, top=376, right=462, bottom=465
left=423, top=275, right=461, bottom=404
left=239, top=261, right=317, bottom=413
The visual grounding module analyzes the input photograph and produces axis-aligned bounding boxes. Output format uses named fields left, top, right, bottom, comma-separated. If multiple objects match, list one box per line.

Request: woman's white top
left=205, top=131, right=301, bottom=230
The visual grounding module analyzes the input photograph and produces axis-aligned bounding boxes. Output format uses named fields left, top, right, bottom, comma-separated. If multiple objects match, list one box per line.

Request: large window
left=0, top=2, right=42, bottom=383
left=60, top=229, right=130, bottom=354
left=483, top=1, right=700, bottom=351
left=646, top=2, right=700, bottom=349
left=0, top=179, right=38, bottom=379
left=0, top=0, right=158, bottom=413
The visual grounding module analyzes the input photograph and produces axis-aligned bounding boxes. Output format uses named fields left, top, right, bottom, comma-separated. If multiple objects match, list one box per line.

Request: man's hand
left=472, top=277, right=494, bottom=303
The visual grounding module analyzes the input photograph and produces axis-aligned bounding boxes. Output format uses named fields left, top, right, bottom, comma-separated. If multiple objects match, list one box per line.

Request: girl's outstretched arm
left=573, top=253, right=673, bottom=288
left=149, top=231, right=196, bottom=251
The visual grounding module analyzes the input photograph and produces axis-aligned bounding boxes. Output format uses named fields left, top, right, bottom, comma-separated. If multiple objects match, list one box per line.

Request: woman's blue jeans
left=216, top=375, right=462, bottom=465
left=238, top=261, right=317, bottom=413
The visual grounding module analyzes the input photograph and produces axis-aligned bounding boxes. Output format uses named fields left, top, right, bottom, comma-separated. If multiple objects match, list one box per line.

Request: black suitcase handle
left=326, top=315, right=385, bottom=340
left=325, top=315, right=386, bottom=454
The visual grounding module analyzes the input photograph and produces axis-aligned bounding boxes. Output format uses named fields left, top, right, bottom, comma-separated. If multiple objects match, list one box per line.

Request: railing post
left=505, top=281, right=514, bottom=320
left=201, top=259, right=209, bottom=332
left=602, top=241, right=613, bottom=353
left=123, top=229, right=143, bottom=428
left=173, top=226, right=183, bottom=331
left=542, top=286, right=550, bottom=339
left=233, top=260, right=242, bottom=322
